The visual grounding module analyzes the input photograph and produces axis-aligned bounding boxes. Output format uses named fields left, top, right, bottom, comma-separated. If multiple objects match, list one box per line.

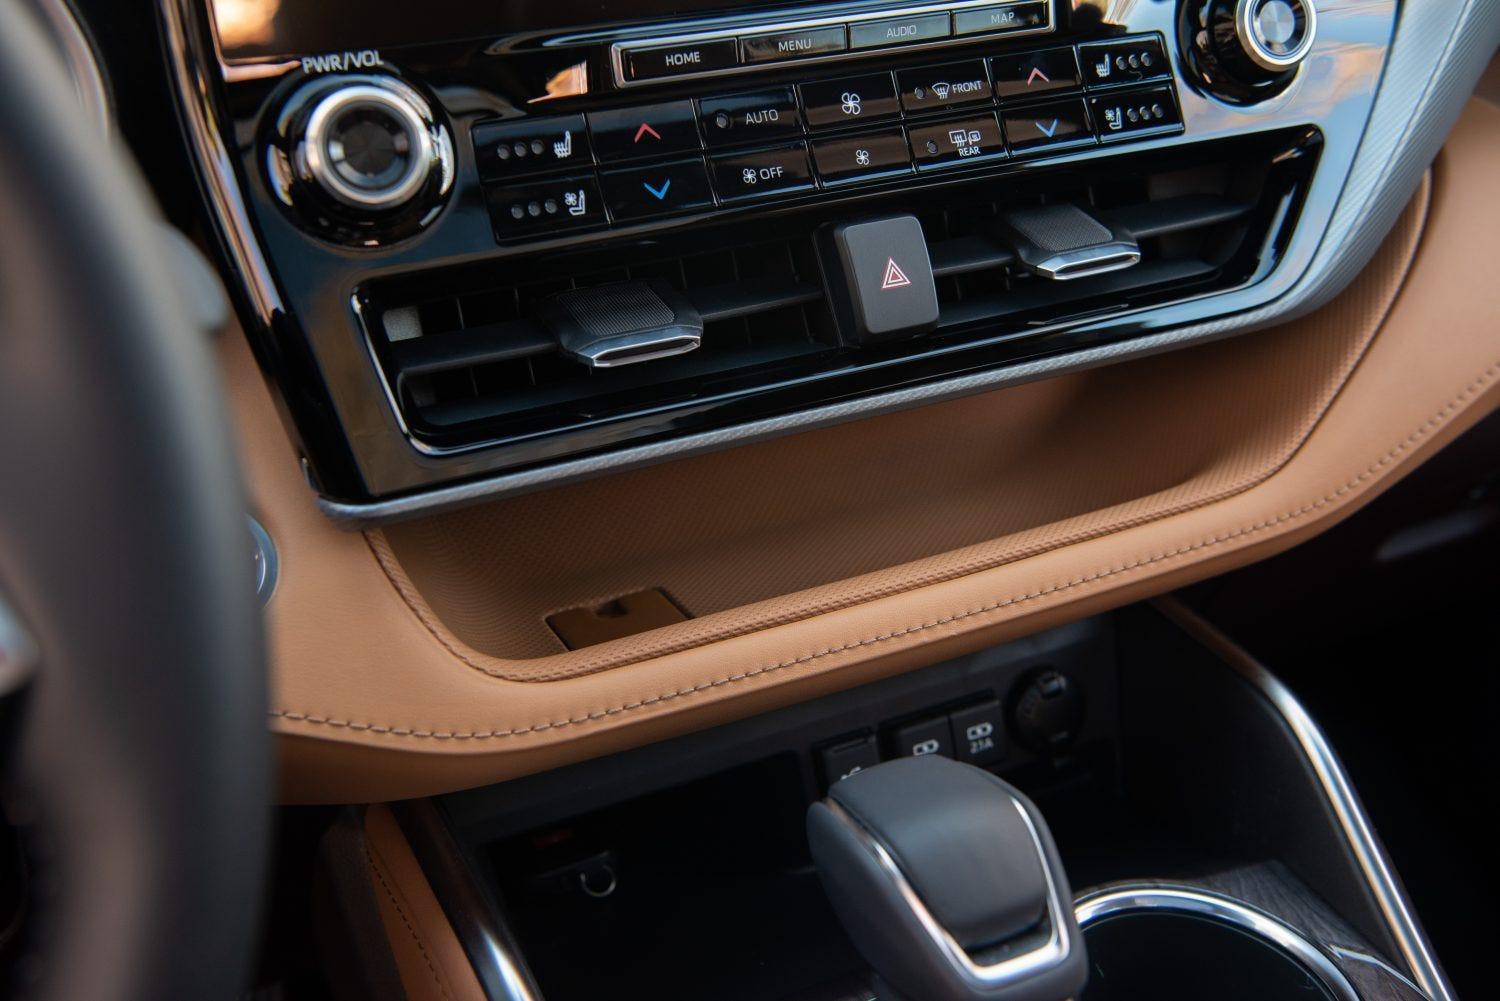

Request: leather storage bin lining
left=374, top=178, right=1427, bottom=677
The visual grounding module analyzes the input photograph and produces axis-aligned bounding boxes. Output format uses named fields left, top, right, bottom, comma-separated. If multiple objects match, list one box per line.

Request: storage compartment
left=373, top=194, right=1421, bottom=664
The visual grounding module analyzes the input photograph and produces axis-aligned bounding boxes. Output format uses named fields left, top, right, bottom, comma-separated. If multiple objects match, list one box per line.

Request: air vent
left=360, top=129, right=1319, bottom=460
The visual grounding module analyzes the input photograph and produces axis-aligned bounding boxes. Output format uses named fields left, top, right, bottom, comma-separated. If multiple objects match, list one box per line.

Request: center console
left=156, top=0, right=1432, bottom=519
left=349, top=603, right=1451, bottom=1001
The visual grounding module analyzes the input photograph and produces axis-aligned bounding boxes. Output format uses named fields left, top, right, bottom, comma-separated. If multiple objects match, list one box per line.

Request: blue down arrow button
left=601, top=158, right=714, bottom=221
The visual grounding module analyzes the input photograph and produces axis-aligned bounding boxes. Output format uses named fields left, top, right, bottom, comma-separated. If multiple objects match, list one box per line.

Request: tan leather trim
left=364, top=804, right=486, bottom=1001
left=232, top=99, right=1500, bottom=803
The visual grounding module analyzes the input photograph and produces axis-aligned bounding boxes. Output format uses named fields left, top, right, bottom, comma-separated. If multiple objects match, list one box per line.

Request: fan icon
left=742, top=168, right=758, bottom=185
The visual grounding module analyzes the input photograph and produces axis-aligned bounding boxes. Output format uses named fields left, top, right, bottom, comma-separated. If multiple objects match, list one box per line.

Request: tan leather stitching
left=269, top=350, right=1500, bottom=741
left=367, top=843, right=452, bottom=1001
left=361, top=179, right=1426, bottom=681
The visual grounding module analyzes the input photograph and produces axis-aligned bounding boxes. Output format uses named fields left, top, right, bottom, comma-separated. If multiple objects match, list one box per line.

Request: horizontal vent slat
left=687, top=279, right=823, bottom=323
left=936, top=258, right=1220, bottom=330
left=390, top=320, right=553, bottom=379
left=930, top=236, right=1017, bottom=278
left=1102, top=194, right=1252, bottom=241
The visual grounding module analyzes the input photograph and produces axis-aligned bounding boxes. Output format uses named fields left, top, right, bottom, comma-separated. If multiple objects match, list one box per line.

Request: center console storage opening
left=371, top=188, right=1425, bottom=665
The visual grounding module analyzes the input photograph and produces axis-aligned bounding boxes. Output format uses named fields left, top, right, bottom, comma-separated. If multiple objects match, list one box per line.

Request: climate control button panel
left=471, top=34, right=1183, bottom=244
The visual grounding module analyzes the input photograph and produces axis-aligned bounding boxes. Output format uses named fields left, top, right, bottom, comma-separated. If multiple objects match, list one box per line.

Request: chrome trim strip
left=300, top=83, right=435, bottom=210
left=159, top=0, right=282, bottom=322
left=1074, top=886, right=1361, bottom=1001
left=823, top=796, right=1076, bottom=990
left=1156, top=598, right=1455, bottom=1001
left=394, top=800, right=544, bottom=1001
left=35, top=0, right=113, bottom=137
left=1237, top=0, right=1316, bottom=74
left=609, top=0, right=1053, bottom=88
left=247, top=515, right=278, bottom=606
left=1033, top=243, right=1141, bottom=281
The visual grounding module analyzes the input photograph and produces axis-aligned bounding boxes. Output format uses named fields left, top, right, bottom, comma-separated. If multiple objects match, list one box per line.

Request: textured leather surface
left=365, top=805, right=487, bottom=1001
left=379, top=199, right=1420, bottom=671
left=235, top=99, right=1500, bottom=803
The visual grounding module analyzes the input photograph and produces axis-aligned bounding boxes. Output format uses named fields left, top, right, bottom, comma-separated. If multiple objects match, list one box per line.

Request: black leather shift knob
left=808, top=756, right=1087, bottom=1001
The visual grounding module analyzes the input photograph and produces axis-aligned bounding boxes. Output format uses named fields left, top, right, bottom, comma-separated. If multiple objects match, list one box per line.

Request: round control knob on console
left=1010, top=669, right=1086, bottom=752
left=301, top=84, right=435, bottom=211
left=266, top=73, right=453, bottom=244
left=1181, top=0, right=1317, bottom=105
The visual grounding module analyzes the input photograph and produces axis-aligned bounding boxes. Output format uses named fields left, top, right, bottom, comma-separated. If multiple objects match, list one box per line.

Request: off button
left=710, top=144, right=815, bottom=202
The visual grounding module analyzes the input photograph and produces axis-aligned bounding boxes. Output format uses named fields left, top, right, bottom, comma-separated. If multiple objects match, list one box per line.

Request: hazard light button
left=817, top=214, right=939, bottom=344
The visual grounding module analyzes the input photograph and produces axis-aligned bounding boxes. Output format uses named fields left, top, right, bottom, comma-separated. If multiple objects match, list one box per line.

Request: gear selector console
left=807, top=756, right=1088, bottom=1001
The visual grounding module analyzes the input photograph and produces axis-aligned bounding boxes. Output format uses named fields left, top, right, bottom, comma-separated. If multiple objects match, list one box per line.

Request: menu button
left=741, top=26, right=847, bottom=64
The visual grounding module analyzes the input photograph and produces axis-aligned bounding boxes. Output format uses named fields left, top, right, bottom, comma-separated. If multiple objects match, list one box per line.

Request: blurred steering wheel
left=0, top=5, right=268, bottom=999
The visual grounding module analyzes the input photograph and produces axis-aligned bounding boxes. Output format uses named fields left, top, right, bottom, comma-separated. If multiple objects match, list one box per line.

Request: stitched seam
left=367, top=845, right=452, bottom=1001
left=273, top=352, right=1500, bottom=741
left=363, top=186, right=1432, bottom=681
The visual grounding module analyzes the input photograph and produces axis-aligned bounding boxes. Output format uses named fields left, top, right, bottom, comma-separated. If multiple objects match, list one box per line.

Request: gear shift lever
left=807, top=756, right=1087, bottom=1001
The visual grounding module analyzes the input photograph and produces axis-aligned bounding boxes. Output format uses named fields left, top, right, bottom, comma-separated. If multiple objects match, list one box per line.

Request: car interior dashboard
left=5, top=0, right=1499, bottom=998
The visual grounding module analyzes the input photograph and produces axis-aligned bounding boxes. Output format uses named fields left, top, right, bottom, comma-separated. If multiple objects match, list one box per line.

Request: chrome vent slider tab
left=807, top=755, right=1088, bottom=1001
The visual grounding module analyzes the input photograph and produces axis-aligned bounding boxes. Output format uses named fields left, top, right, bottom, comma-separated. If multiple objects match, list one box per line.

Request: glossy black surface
left=184, top=0, right=1390, bottom=503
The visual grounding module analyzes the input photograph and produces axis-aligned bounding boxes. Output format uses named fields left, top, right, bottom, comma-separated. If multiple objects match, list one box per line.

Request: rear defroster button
left=710, top=144, right=815, bottom=201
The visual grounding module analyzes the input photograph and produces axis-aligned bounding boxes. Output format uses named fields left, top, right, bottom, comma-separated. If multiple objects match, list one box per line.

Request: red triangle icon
left=881, top=257, right=912, bottom=290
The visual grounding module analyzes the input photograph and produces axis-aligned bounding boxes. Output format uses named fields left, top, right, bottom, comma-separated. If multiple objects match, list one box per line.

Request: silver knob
left=1235, top=0, right=1316, bottom=74
left=297, top=80, right=437, bottom=212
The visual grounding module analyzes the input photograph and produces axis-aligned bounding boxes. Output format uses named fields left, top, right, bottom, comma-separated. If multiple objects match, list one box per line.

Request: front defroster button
left=898, top=60, right=992, bottom=113
left=710, top=144, right=815, bottom=202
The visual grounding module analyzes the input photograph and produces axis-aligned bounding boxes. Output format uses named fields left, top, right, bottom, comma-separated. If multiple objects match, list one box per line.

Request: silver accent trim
left=823, top=797, right=1077, bottom=991
left=395, top=800, right=545, bottom=1001
left=560, top=330, right=702, bottom=369
left=159, top=0, right=282, bottom=322
left=1237, top=0, right=1317, bottom=74
left=1074, top=886, right=1361, bottom=1001
left=1030, top=243, right=1141, bottom=281
left=299, top=83, right=435, bottom=211
left=34, top=0, right=113, bottom=137
left=609, top=0, right=1053, bottom=88
left=247, top=515, right=278, bottom=606
left=1156, top=598, right=1456, bottom=1001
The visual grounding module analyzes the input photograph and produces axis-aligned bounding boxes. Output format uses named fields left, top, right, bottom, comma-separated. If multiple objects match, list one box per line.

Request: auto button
left=698, top=88, right=802, bottom=148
